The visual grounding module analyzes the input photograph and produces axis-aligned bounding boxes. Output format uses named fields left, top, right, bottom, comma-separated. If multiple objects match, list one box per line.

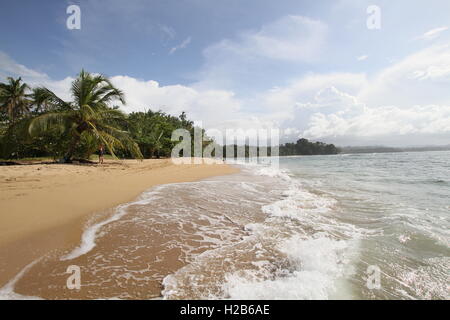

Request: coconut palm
left=0, top=77, right=30, bottom=123
left=28, top=87, right=58, bottom=114
left=28, top=70, right=142, bottom=162
left=149, top=130, right=164, bottom=158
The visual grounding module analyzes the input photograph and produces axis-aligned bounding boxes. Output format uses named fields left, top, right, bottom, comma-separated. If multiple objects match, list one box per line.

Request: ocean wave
left=60, top=187, right=164, bottom=261
left=221, top=235, right=356, bottom=300
left=162, top=161, right=362, bottom=300
left=0, top=258, right=44, bottom=300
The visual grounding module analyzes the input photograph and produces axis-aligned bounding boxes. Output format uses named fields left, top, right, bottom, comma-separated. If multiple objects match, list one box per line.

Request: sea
left=1, top=151, right=449, bottom=299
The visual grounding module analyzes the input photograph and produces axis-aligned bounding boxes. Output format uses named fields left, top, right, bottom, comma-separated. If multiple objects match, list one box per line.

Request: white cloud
left=109, top=76, right=280, bottom=132
left=0, top=52, right=47, bottom=79
left=415, top=26, right=448, bottom=41
left=204, top=15, right=327, bottom=63
left=283, top=127, right=301, bottom=137
left=0, top=51, right=277, bottom=132
left=303, top=104, right=450, bottom=145
left=216, top=67, right=450, bottom=145
left=257, top=44, right=450, bottom=145
left=169, top=36, right=192, bottom=55
left=297, top=86, right=363, bottom=111
left=2, top=37, right=450, bottom=147
left=0, top=51, right=74, bottom=101
left=261, top=72, right=367, bottom=113
left=159, top=24, right=176, bottom=40
left=197, top=15, right=328, bottom=89
left=358, top=44, right=450, bottom=108
left=357, top=55, right=368, bottom=61
left=110, top=75, right=251, bottom=129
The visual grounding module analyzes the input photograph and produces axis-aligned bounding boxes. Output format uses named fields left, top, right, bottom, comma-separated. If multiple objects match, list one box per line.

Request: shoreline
left=0, top=159, right=239, bottom=289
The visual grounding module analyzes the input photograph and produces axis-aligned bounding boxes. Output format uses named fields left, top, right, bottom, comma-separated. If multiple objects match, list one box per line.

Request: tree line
left=0, top=70, right=198, bottom=162
left=279, top=138, right=339, bottom=155
left=0, top=70, right=339, bottom=163
left=219, top=139, right=339, bottom=158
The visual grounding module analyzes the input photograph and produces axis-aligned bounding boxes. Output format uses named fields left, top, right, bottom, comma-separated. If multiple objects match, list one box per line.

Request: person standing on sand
left=98, top=144, right=105, bottom=164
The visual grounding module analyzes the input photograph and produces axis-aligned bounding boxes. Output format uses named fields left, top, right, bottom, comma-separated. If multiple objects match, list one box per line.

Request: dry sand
left=0, top=159, right=238, bottom=289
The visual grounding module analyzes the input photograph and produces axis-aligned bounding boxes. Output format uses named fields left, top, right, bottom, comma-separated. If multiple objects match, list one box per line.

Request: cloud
left=272, top=61, right=450, bottom=145
left=2, top=37, right=450, bottom=147
left=283, top=127, right=301, bottom=137
left=415, top=26, right=448, bottom=41
left=298, top=86, right=362, bottom=111
left=109, top=66, right=450, bottom=146
left=261, top=72, right=367, bottom=113
left=109, top=75, right=280, bottom=131
left=257, top=44, right=450, bottom=145
left=196, top=15, right=328, bottom=89
left=357, top=55, right=368, bottom=61
left=0, top=51, right=74, bottom=101
left=216, top=15, right=327, bottom=62
left=0, top=51, right=276, bottom=132
left=159, top=24, right=176, bottom=40
left=303, top=104, right=450, bottom=146
left=358, top=44, right=450, bottom=108
left=0, top=52, right=47, bottom=79
left=169, top=37, right=192, bottom=55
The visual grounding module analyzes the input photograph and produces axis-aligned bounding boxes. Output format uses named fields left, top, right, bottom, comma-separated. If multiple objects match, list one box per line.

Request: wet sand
left=0, top=159, right=239, bottom=293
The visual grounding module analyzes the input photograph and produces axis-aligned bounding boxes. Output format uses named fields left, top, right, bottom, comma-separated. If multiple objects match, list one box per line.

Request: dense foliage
left=126, top=110, right=196, bottom=158
left=0, top=72, right=339, bottom=162
left=0, top=72, right=169, bottom=161
left=0, top=72, right=206, bottom=161
left=279, top=138, right=339, bottom=155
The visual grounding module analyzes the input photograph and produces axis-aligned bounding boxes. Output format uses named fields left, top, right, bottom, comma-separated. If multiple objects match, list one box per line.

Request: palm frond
left=29, top=87, right=69, bottom=112
left=28, top=112, right=73, bottom=137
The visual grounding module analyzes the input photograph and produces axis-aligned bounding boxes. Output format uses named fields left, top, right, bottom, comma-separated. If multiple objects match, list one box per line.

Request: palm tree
left=0, top=77, right=30, bottom=123
left=28, top=70, right=142, bottom=162
left=149, top=130, right=164, bottom=158
left=28, top=87, right=56, bottom=114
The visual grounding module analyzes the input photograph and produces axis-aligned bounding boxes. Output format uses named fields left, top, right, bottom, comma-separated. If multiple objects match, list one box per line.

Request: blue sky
left=1, top=0, right=450, bottom=146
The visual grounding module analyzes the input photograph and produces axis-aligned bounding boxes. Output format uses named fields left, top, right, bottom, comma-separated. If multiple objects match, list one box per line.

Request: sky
left=1, top=0, right=450, bottom=146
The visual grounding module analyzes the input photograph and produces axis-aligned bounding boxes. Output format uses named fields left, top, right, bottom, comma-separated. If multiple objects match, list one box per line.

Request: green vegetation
left=127, top=111, right=195, bottom=159
left=0, top=71, right=196, bottom=162
left=220, top=138, right=339, bottom=158
left=0, top=71, right=339, bottom=163
left=28, top=70, right=144, bottom=162
left=279, top=138, right=339, bottom=155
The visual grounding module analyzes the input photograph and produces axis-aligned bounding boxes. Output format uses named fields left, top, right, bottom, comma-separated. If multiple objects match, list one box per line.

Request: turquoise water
left=280, top=151, right=449, bottom=299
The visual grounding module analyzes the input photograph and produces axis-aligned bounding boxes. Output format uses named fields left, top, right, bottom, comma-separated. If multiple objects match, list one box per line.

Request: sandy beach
left=0, top=159, right=238, bottom=291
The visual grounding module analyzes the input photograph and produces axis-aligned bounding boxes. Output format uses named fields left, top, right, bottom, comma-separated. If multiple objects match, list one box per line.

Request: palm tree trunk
left=63, top=135, right=80, bottom=163
left=9, top=118, right=20, bottom=160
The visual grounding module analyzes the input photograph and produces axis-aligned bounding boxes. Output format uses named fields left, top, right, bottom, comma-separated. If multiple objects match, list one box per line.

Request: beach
left=0, top=159, right=238, bottom=294
left=0, top=153, right=448, bottom=300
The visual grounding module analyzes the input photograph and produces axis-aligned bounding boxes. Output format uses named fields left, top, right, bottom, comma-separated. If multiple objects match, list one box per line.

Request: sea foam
left=0, top=258, right=43, bottom=300
left=60, top=187, right=163, bottom=261
left=221, top=235, right=354, bottom=300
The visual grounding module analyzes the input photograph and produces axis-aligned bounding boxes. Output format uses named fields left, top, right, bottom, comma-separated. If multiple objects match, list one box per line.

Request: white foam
left=162, top=161, right=362, bottom=299
left=0, top=258, right=43, bottom=300
left=60, top=188, right=162, bottom=261
left=222, top=235, right=355, bottom=300
left=254, top=167, right=291, bottom=181
left=398, top=234, right=411, bottom=243
left=60, top=206, right=128, bottom=261
left=161, top=275, right=179, bottom=299
left=262, top=184, right=336, bottom=221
